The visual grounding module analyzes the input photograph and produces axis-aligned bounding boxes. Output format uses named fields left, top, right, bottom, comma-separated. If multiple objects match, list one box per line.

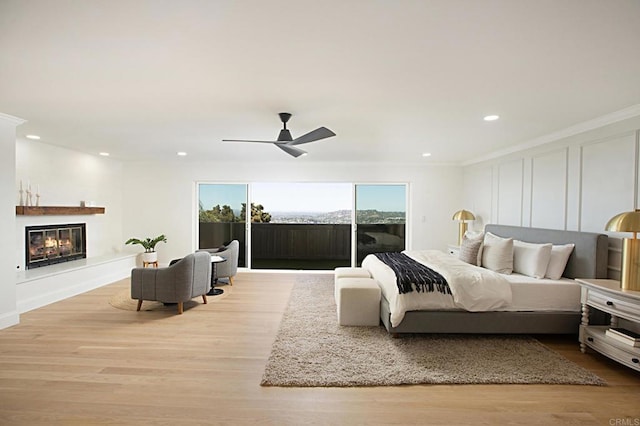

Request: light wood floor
left=1, top=272, right=640, bottom=425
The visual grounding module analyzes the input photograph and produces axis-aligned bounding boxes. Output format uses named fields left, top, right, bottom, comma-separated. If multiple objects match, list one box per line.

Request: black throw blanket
left=373, top=252, right=451, bottom=295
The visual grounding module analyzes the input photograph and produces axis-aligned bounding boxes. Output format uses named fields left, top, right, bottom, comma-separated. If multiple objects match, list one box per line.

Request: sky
left=355, top=185, right=406, bottom=211
left=199, top=183, right=406, bottom=213
left=199, top=184, right=246, bottom=211
left=252, top=183, right=351, bottom=212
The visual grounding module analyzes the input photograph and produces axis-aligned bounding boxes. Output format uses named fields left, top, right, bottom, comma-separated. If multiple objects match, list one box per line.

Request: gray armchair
left=199, top=240, right=239, bottom=285
left=130, top=251, right=211, bottom=314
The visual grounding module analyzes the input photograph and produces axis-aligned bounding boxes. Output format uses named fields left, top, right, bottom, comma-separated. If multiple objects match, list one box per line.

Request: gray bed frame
left=379, top=224, right=609, bottom=335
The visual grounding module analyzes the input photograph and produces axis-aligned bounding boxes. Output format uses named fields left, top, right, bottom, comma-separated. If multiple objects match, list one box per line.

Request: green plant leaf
left=125, top=235, right=167, bottom=252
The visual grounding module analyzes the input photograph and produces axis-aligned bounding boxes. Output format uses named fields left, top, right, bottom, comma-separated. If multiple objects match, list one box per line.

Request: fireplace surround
left=25, top=223, right=87, bottom=269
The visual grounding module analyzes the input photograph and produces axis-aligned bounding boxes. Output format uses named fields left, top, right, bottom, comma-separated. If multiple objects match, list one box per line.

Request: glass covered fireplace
left=25, top=223, right=87, bottom=269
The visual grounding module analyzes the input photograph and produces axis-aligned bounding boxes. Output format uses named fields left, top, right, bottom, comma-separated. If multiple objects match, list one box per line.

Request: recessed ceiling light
left=26, top=134, right=41, bottom=140
left=422, top=152, right=432, bottom=157
left=177, top=152, right=187, bottom=156
left=99, top=152, right=110, bottom=157
left=484, top=115, right=500, bottom=121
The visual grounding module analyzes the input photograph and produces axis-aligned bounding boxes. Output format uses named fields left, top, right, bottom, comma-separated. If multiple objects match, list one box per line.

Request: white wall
left=121, top=161, right=464, bottom=265
left=15, top=139, right=126, bottom=270
left=463, top=114, right=640, bottom=278
left=0, top=114, right=23, bottom=329
left=8, top=139, right=132, bottom=319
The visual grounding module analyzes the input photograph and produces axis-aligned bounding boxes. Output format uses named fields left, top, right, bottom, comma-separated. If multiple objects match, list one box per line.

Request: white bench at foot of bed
left=335, top=272, right=381, bottom=326
left=334, top=267, right=372, bottom=299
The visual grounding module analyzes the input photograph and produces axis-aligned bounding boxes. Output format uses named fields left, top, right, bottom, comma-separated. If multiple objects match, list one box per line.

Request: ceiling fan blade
left=289, top=127, right=336, bottom=146
left=275, top=143, right=307, bottom=158
left=222, top=139, right=277, bottom=144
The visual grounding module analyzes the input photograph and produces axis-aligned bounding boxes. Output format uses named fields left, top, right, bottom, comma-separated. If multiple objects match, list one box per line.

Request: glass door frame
left=351, top=182, right=410, bottom=266
left=196, top=181, right=410, bottom=270
left=195, top=181, right=250, bottom=269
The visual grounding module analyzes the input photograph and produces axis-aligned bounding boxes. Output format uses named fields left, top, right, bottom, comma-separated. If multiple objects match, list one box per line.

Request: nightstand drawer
left=582, top=327, right=640, bottom=371
left=587, top=290, right=640, bottom=322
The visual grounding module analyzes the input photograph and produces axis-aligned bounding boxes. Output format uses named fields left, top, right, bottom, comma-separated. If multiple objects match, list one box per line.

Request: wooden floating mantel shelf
left=16, top=206, right=106, bottom=216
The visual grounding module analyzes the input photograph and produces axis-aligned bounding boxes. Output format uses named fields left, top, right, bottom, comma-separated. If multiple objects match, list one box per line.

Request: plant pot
left=141, top=252, right=158, bottom=263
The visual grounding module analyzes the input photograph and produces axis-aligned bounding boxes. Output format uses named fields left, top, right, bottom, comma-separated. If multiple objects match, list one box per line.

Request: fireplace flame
left=44, top=237, right=58, bottom=248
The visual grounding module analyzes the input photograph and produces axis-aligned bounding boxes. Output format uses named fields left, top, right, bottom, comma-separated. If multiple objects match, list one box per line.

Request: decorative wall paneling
left=462, top=166, right=493, bottom=231
left=496, top=159, right=524, bottom=226
left=530, top=149, right=568, bottom=230
left=578, top=132, right=636, bottom=234
left=579, top=131, right=637, bottom=278
left=463, top=124, right=640, bottom=280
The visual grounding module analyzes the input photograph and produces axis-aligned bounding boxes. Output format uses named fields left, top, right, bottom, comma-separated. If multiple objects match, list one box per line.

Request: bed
left=362, top=224, right=609, bottom=335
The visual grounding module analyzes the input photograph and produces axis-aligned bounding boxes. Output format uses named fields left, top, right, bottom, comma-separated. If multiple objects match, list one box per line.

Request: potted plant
left=125, top=234, right=167, bottom=263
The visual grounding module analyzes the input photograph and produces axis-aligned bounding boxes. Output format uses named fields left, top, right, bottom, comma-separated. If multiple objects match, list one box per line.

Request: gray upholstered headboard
left=484, top=224, right=608, bottom=279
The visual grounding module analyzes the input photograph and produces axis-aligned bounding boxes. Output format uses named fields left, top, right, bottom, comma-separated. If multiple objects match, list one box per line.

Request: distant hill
left=270, top=209, right=404, bottom=224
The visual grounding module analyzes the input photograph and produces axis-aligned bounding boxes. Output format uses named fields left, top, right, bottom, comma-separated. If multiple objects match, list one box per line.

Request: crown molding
left=0, top=113, right=26, bottom=126
left=462, top=103, right=640, bottom=167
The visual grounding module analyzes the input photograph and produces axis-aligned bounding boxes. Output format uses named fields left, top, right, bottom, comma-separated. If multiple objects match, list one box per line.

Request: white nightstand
left=447, top=244, right=460, bottom=257
left=576, top=278, right=640, bottom=372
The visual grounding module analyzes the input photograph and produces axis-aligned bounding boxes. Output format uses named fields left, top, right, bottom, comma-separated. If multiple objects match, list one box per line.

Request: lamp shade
left=605, top=209, right=640, bottom=233
left=606, top=209, right=640, bottom=291
left=452, top=210, right=475, bottom=222
left=452, top=210, right=475, bottom=246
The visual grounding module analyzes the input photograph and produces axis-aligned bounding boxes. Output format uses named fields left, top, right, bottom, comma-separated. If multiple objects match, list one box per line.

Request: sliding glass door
left=355, top=184, right=406, bottom=266
left=198, top=184, right=247, bottom=267
left=197, top=182, right=407, bottom=269
left=250, top=183, right=352, bottom=270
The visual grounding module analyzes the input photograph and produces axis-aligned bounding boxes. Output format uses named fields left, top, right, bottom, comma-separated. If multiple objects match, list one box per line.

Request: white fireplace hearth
left=16, top=253, right=136, bottom=313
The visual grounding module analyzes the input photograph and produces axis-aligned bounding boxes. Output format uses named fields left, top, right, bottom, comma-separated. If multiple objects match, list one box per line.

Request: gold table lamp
left=452, top=209, right=475, bottom=246
left=606, top=209, right=640, bottom=291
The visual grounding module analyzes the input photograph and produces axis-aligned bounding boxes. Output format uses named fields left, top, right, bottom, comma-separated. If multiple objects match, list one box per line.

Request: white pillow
left=545, top=244, right=575, bottom=280
left=513, top=240, right=553, bottom=279
left=481, top=232, right=514, bottom=274
left=459, top=231, right=484, bottom=266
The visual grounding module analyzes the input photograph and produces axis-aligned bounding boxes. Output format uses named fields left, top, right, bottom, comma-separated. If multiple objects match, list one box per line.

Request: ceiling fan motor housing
left=278, top=129, right=293, bottom=141
left=277, top=112, right=293, bottom=141
left=278, top=112, right=292, bottom=124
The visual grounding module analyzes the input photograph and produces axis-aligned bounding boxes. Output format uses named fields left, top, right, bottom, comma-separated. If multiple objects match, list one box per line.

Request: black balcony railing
left=199, top=222, right=405, bottom=270
left=251, top=223, right=351, bottom=270
left=199, top=222, right=246, bottom=267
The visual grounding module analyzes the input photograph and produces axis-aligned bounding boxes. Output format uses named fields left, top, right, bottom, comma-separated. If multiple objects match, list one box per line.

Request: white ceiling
left=1, top=0, right=639, bottom=164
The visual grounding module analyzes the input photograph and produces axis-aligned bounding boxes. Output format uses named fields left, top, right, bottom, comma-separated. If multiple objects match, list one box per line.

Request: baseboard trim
left=0, top=309, right=20, bottom=330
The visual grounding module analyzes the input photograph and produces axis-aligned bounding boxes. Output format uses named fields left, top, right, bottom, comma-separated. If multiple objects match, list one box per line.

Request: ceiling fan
left=222, top=112, right=336, bottom=158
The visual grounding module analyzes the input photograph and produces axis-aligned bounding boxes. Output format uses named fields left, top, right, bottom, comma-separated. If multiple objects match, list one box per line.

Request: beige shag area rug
left=109, top=285, right=231, bottom=311
left=261, top=275, right=605, bottom=387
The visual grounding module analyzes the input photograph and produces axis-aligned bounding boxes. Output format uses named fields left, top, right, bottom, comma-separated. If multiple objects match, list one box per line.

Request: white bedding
left=503, top=273, right=581, bottom=312
left=362, top=250, right=512, bottom=327
left=362, top=250, right=582, bottom=327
